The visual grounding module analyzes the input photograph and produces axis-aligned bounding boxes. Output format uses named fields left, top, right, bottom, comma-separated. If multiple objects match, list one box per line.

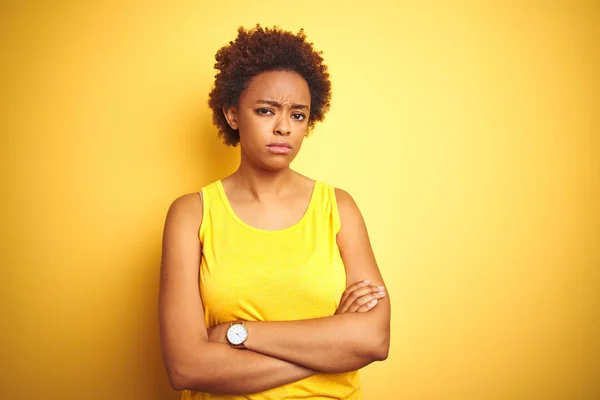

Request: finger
left=342, top=284, right=385, bottom=308
left=356, top=298, right=379, bottom=312
left=340, top=282, right=385, bottom=307
left=336, top=285, right=383, bottom=314
left=338, top=284, right=383, bottom=314
left=338, top=281, right=373, bottom=312
left=338, top=289, right=385, bottom=315
left=348, top=294, right=377, bottom=313
left=340, top=280, right=385, bottom=302
left=348, top=291, right=386, bottom=313
left=339, top=280, right=371, bottom=305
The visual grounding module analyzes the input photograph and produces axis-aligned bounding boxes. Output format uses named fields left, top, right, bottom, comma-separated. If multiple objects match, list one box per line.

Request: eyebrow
left=256, top=99, right=309, bottom=110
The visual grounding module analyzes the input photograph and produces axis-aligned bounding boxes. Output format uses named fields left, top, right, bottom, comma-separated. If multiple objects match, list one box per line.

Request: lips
left=267, top=143, right=292, bottom=149
left=266, top=143, right=292, bottom=154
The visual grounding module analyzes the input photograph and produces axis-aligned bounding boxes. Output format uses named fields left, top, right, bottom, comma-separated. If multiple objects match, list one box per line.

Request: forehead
left=240, top=70, right=311, bottom=105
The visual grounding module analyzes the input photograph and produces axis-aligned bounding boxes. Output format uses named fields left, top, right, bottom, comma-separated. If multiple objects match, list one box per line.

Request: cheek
left=238, top=114, right=265, bottom=142
left=295, top=121, right=309, bottom=139
left=293, top=131, right=306, bottom=148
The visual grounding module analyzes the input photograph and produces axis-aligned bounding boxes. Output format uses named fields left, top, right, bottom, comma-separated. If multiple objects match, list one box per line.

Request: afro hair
left=208, top=25, right=332, bottom=146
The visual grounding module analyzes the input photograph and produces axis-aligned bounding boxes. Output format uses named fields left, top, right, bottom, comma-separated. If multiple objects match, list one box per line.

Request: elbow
left=166, top=360, right=207, bottom=391
left=166, top=368, right=184, bottom=391
left=371, top=335, right=390, bottom=362
left=374, top=344, right=389, bottom=361
left=170, top=376, right=186, bottom=392
left=166, top=364, right=190, bottom=391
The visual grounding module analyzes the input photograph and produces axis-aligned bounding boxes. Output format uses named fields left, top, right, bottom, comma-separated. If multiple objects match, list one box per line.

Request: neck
left=231, top=160, right=296, bottom=200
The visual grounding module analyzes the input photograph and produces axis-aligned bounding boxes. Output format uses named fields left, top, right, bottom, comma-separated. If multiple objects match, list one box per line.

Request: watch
left=226, top=320, right=248, bottom=349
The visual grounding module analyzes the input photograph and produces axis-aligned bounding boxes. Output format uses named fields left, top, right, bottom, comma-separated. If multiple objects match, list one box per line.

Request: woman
left=159, top=25, right=390, bottom=399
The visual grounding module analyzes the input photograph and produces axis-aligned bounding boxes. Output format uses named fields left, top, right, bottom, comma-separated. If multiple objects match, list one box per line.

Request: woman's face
left=223, top=70, right=311, bottom=171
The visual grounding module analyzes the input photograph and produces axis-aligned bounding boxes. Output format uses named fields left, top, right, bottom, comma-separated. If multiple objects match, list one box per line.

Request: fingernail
left=378, top=286, right=385, bottom=291
left=378, top=291, right=385, bottom=296
left=370, top=299, right=378, bottom=305
left=363, top=280, right=370, bottom=285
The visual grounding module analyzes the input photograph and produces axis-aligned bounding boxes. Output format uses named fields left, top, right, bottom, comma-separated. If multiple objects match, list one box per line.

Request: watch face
left=227, top=323, right=248, bottom=345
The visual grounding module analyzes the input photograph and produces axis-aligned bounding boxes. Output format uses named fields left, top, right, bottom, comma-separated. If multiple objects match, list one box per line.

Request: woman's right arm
left=159, top=193, right=315, bottom=394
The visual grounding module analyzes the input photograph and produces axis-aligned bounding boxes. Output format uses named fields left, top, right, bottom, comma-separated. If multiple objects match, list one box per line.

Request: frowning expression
left=223, top=70, right=311, bottom=171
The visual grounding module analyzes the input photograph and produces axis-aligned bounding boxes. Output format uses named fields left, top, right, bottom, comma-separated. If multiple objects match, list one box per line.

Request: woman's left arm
left=209, top=188, right=391, bottom=373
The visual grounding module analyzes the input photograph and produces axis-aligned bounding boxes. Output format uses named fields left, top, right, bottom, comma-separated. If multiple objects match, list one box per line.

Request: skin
left=159, top=70, right=390, bottom=394
left=220, top=70, right=316, bottom=229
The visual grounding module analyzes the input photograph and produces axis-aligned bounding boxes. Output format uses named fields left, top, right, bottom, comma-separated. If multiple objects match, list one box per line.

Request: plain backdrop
left=1, top=1, right=598, bottom=399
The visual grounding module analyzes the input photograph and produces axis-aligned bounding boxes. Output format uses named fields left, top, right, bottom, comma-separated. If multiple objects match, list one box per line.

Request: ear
left=222, top=106, right=239, bottom=130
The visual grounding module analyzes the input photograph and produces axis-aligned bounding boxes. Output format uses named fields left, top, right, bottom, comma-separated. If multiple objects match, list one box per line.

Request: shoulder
left=333, top=187, right=361, bottom=216
left=333, top=187, right=354, bottom=206
left=164, top=192, right=204, bottom=229
left=331, top=187, right=368, bottom=236
left=333, top=188, right=374, bottom=264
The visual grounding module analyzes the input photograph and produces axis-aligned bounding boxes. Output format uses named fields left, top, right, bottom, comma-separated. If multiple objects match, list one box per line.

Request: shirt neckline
left=215, top=180, right=319, bottom=234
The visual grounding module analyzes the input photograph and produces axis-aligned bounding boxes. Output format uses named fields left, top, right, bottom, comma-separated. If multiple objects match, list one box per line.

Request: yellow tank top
left=182, top=180, right=362, bottom=400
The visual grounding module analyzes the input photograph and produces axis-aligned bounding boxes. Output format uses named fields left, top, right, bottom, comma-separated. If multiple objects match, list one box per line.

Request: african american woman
left=159, top=25, right=390, bottom=400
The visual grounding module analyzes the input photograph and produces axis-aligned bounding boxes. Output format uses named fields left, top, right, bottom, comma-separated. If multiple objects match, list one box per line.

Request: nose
left=274, top=115, right=291, bottom=136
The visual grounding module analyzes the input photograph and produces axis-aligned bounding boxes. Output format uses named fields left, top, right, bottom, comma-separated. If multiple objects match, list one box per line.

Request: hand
left=207, top=322, right=229, bottom=344
left=335, top=280, right=386, bottom=315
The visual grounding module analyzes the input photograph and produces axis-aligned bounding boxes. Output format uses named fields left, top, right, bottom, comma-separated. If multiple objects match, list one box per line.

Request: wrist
left=243, top=321, right=255, bottom=350
left=219, top=323, right=229, bottom=344
left=226, top=320, right=250, bottom=349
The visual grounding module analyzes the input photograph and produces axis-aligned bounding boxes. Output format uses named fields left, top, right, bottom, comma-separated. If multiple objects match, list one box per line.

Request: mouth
left=266, top=143, right=292, bottom=154
left=267, top=142, right=292, bottom=148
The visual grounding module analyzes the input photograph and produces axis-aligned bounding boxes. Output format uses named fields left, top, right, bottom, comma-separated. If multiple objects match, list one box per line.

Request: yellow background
left=1, top=1, right=598, bottom=399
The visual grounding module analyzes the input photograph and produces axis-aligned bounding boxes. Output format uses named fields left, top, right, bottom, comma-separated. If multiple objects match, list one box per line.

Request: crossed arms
left=159, top=188, right=390, bottom=395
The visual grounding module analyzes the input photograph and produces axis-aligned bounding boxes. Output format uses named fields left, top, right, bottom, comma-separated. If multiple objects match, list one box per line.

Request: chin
left=260, top=156, right=294, bottom=172
left=262, top=161, right=291, bottom=172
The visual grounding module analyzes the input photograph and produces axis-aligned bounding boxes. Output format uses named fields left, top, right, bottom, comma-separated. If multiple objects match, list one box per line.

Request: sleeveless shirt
left=181, top=180, right=362, bottom=400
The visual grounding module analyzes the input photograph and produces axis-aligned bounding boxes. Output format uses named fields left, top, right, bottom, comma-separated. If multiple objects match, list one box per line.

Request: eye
left=256, top=108, right=274, bottom=116
left=291, top=113, right=306, bottom=121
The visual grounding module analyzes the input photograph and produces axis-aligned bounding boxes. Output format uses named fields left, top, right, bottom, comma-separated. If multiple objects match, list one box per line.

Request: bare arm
left=208, top=188, right=391, bottom=373
left=159, top=193, right=316, bottom=394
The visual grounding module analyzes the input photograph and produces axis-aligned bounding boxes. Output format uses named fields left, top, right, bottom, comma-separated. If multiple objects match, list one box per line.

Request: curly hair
left=208, top=25, right=332, bottom=146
